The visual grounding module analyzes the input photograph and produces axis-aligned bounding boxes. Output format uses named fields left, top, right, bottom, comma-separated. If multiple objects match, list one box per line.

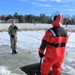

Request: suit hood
left=52, top=14, right=64, bottom=27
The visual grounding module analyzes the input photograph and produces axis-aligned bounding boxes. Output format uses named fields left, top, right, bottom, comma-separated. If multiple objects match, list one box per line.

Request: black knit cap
left=54, top=15, right=57, bottom=21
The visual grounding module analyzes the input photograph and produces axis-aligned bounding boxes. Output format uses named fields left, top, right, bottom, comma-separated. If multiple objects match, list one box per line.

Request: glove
left=39, top=53, right=44, bottom=58
left=14, top=26, right=18, bottom=30
left=11, top=35, right=14, bottom=38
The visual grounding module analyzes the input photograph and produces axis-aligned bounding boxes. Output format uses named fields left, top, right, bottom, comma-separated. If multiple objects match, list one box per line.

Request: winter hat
left=52, top=14, right=64, bottom=27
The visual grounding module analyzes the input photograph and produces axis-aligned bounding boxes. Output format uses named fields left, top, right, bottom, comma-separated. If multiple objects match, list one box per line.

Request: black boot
left=12, top=50, right=17, bottom=54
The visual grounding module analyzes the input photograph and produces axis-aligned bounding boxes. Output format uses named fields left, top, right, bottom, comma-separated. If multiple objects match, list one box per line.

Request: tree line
left=0, top=12, right=75, bottom=24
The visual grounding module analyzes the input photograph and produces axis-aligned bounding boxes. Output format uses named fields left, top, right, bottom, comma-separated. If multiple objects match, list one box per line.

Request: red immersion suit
left=38, top=14, right=69, bottom=75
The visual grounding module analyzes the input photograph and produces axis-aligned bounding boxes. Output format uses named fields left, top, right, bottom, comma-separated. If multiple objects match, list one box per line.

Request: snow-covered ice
left=0, top=23, right=75, bottom=75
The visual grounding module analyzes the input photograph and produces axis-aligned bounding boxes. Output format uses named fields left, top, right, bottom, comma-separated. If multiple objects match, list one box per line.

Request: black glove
left=14, top=26, right=18, bottom=30
left=11, top=35, right=14, bottom=38
left=39, top=53, right=44, bottom=58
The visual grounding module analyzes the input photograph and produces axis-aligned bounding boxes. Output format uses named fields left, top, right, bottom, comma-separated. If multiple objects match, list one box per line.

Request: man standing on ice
left=38, top=14, right=68, bottom=75
left=8, top=20, right=18, bottom=54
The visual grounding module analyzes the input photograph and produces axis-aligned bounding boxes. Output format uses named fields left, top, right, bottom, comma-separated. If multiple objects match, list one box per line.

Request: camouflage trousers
left=10, top=36, right=17, bottom=51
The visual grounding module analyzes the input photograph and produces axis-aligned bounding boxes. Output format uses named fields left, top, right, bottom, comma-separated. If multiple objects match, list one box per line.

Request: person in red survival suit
left=38, top=14, right=69, bottom=75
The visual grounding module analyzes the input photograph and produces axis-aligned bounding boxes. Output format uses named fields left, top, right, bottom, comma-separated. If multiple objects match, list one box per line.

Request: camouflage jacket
left=8, top=25, right=18, bottom=36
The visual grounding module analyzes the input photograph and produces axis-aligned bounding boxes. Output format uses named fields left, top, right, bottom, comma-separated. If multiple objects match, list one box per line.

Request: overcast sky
left=0, top=0, right=75, bottom=16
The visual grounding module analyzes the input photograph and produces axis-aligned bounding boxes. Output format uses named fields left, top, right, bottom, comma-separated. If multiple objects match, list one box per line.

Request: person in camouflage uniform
left=8, top=20, right=18, bottom=54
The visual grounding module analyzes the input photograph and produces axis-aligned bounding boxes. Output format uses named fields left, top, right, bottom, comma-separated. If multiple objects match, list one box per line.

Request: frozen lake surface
left=0, top=23, right=75, bottom=75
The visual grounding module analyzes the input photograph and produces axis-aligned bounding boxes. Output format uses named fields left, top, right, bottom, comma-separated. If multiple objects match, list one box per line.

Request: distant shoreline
left=0, top=23, right=75, bottom=32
